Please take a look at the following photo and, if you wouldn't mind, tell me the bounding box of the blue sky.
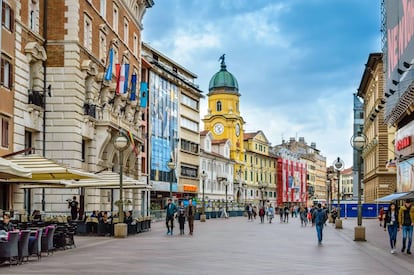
[142,0,381,167]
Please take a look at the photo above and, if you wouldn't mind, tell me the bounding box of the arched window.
[216,101,222,111]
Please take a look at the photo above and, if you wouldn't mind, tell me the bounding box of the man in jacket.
[185,199,196,235]
[164,198,177,235]
[312,203,328,244]
[398,199,414,254]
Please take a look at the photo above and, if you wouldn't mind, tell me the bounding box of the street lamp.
[167,159,176,199]
[333,157,344,229]
[223,180,229,213]
[113,130,130,237]
[200,170,207,222]
[351,134,367,241]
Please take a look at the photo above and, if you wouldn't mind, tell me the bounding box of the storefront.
[395,120,414,192]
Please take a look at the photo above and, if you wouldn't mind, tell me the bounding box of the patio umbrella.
[0,157,32,179]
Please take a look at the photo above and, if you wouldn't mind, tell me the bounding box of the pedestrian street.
[7,216,414,275]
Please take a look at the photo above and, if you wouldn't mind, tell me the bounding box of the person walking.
[279,205,284,223]
[177,201,186,235]
[164,198,177,235]
[331,207,338,226]
[185,199,196,235]
[312,203,328,244]
[384,202,399,254]
[267,204,274,223]
[259,206,265,224]
[299,205,308,227]
[398,199,414,254]
[379,206,385,227]
[68,196,79,221]
[246,204,253,221]
[283,205,289,223]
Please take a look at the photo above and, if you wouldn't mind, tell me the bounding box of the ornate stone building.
[9,0,154,216]
[357,52,396,203]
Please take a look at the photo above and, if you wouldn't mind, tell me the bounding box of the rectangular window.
[81,140,86,162]
[1,117,9,148]
[100,0,106,17]
[123,18,129,45]
[133,33,138,56]
[1,57,13,89]
[181,94,198,110]
[24,131,32,154]
[84,14,92,51]
[2,2,14,32]
[99,32,106,63]
[113,5,118,33]
[181,117,199,132]
[181,165,197,178]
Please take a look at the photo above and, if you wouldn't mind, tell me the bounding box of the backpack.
[314,209,327,225]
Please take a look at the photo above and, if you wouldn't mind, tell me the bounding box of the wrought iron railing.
[28,89,44,108]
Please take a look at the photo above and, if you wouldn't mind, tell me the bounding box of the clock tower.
[203,55,245,164]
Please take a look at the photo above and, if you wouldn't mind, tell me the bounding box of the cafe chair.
[28,228,43,261]
[41,226,56,256]
[18,230,30,264]
[0,231,19,266]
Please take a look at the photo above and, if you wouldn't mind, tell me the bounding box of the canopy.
[375,192,409,202]
[0,157,32,179]
[66,170,149,189]
[6,154,98,181]
[397,191,414,201]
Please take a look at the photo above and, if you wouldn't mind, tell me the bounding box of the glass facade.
[149,72,179,189]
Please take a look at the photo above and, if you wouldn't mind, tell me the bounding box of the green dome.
[208,56,239,92]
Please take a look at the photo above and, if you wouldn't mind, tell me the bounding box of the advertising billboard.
[384,0,414,124]
[149,72,179,189]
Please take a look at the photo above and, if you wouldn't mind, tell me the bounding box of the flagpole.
[98,39,116,103]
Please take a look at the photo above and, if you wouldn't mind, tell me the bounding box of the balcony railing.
[28,89,44,108]
[84,103,96,119]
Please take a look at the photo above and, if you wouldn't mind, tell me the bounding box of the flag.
[130,74,137,101]
[123,64,130,94]
[115,64,121,94]
[116,63,129,94]
[104,48,114,81]
[140,82,148,108]
[128,131,139,156]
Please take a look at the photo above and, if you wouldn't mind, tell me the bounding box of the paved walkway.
[2,216,414,275]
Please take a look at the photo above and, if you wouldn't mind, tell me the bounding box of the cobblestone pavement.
[2,216,414,275]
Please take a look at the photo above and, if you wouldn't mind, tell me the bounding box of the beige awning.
[0,157,32,179]
[66,170,149,189]
[6,154,98,181]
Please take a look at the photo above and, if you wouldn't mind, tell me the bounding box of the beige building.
[10,0,154,217]
[357,53,396,203]
[243,131,277,206]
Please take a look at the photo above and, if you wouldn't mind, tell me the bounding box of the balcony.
[84,103,96,119]
[28,89,44,108]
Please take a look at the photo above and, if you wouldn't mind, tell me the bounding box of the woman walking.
[177,201,186,235]
[384,202,399,254]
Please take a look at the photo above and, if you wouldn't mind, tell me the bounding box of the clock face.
[214,123,224,135]
[235,123,240,136]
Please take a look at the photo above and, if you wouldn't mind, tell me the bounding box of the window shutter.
[8,62,13,89]
[0,58,4,86]
[10,7,14,32]
[1,2,5,26]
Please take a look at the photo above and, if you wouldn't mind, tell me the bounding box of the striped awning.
[6,154,98,181]
[0,157,32,179]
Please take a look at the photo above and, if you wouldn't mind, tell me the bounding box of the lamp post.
[200,170,207,222]
[333,157,344,229]
[259,182,267,207]
[351,134,367,241]
[167,159,176,199]
[242,182,247,206]
[223,180,229,213]
[113,130,130,238]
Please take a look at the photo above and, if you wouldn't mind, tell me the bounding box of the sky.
[142,0,382,168]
